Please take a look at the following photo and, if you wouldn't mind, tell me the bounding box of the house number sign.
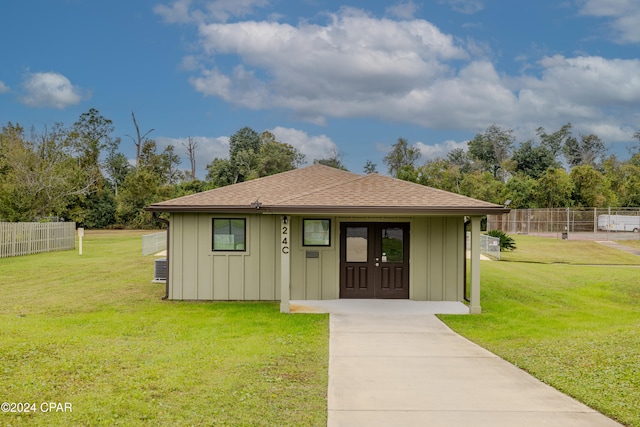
[281,222,289,254]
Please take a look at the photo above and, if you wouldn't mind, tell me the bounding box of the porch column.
[469,216,482,314]
[280,215,290,313]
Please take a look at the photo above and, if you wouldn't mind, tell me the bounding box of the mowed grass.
[442,236,640,427]
[499,234,640,264]
[0,231,328,427]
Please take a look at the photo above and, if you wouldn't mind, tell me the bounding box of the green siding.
[168,213,464,302]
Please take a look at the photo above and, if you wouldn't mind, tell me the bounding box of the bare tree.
[182,136,198,180]
[125,111,154,169]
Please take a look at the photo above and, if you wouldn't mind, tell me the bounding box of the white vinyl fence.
[0,222,76,258]
[142,231,167,256]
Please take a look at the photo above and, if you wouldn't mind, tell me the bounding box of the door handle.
[375,262,380,267]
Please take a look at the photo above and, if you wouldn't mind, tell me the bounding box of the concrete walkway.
[295,301,624,427]
[596,240,640,256]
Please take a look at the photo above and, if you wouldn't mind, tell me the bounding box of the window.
[303,219,331,246]
[212,218,246,251]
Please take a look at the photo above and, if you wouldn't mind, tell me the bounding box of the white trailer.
[597,214,640,233]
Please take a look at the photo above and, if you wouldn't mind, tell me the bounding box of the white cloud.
[163,5,640,147]
[578,0,640,43]
[190,8,468,123]
[416,139,468,161]
[386,1,420,19]
[20,72,86,109]
[154,0,195,23]
[270,127,337,163]
[0,81,9,93]
[154,0,269,23]
[439,0,484,15]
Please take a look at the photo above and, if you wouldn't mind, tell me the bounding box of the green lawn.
[499,234,640,264]
[0,231,328,426]
[442,235,640,427]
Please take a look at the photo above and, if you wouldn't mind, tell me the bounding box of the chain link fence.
[466,232,501,260]
[488,207,640,240]
[142,231,167,256]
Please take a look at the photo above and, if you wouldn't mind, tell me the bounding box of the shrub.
[487,229,517,251]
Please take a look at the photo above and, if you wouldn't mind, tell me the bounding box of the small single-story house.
[145,165,510,313]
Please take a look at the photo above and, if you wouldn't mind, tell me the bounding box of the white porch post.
[470,216,482,314]
[280,215,291,313]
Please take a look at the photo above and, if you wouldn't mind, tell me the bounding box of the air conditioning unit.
[153,258,167,282]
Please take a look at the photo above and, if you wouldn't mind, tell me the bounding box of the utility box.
[153,258,167,282]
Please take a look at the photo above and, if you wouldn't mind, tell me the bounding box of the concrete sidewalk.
[327,312,623,427]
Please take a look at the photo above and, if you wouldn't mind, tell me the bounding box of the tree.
[254,133,304,178]
[126,111,154,169]
[534,168,574,208]
[363,160,377,174]
[459,171,504,204]
[160,145,184,185]
[511,140,557,179]
[416,159,462,193]
[536,123,574,161]
[0,123,93,220]
[206,158,235,187]
[604,156,640,206]
[229,127,261,162]
[182,136,198,180]
[104,151,131,197]
[570,164,616,207]
[314,148,348,170]
[632,130,640,155]
[69,108,118,170]
[205,128,305,186]
[501,173,538,208]
[383,138,421,178]
[446,148,472,173]
[467,124,515,181]
[563,133,606,169]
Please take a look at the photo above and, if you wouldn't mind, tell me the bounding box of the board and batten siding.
[168,213,464,302]
[410,216,464,301]
[289,216,339,300]
[169,213,279,301]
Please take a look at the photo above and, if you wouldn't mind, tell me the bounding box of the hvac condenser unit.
[153,258,167,282]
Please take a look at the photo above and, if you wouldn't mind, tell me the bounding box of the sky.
[1,0,640,178]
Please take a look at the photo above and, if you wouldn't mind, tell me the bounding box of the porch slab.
[289,299,469,315]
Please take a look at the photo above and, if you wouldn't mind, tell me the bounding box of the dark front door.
[340,223,410,299]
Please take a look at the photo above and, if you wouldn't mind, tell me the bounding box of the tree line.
[2,110,639,229]
[0,109,317,228]
[381,123,640,209]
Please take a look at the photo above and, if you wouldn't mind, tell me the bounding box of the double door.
[340,223,409,299]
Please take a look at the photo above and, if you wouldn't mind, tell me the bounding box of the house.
[145,165,510,313]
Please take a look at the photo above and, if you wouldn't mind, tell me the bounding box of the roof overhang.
[145,204,511,216]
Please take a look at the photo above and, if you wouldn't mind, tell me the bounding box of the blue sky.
[1,0,640,178]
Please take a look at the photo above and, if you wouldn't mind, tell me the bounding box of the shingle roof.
[146,164,510,215]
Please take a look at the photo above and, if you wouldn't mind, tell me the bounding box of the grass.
[498,234,640,264]
[442,235,640,427]
[0,231,328,426]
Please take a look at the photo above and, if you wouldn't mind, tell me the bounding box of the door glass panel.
[346,227,368,262]
[381,227,403,262]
